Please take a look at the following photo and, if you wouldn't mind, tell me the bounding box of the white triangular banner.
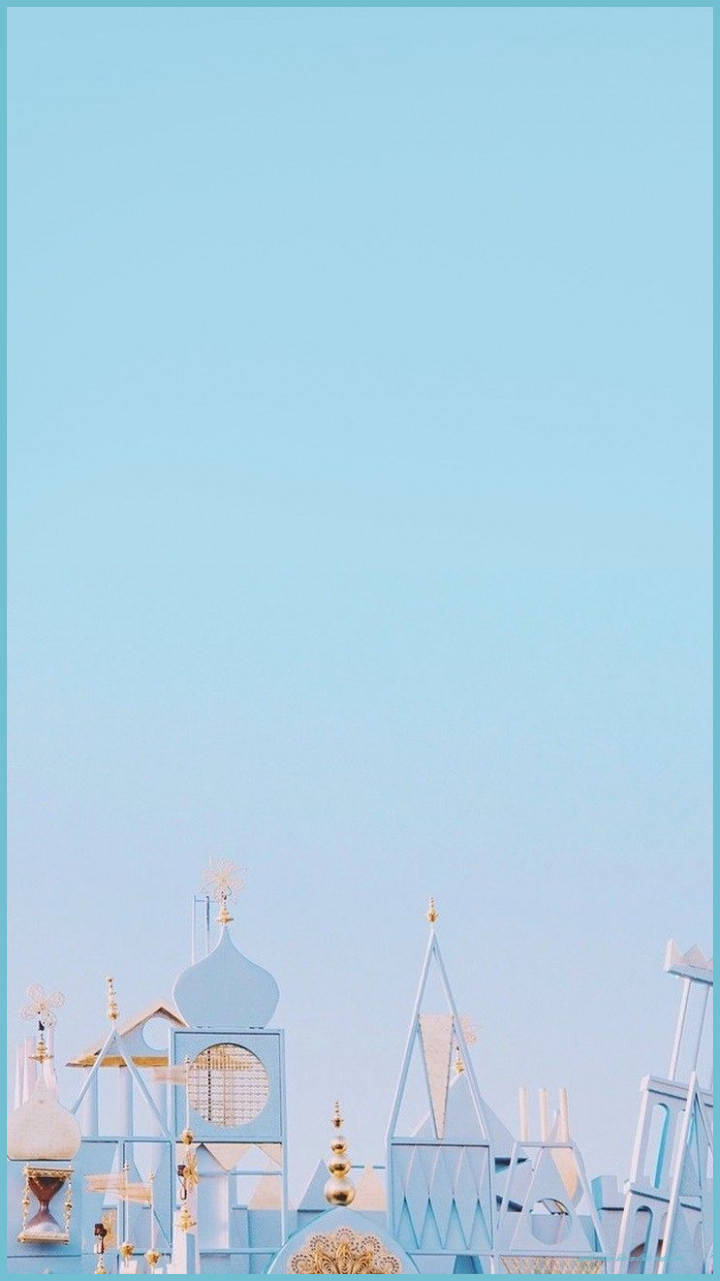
[257,1143,282,1166]
[419,1014,453,1139]
[204,1142,250,1171]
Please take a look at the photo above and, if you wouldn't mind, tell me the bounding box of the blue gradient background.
[7,6,712,1196]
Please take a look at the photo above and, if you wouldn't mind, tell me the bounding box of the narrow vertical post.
[538,1088,549,1141]
[690,985,710,1075]
[518,1086,529,1141]
[559,1087,570,1141]
[656,1072,697,1274]
[668,978,691,1079]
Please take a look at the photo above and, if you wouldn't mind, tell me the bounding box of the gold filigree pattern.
[289,1226,401,1274]
[203,860,246,923]
[501,1258,604,1275]
[20,985,65,1028]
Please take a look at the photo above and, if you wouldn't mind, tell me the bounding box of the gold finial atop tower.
[106,977,118,1022]
[20,983,64,1062]
[324,1101,355,1206]
[454,1045,465,1075]
[427,896,438,924]
[203,859,246,925]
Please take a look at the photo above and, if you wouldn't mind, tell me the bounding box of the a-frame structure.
[69,980,177,1272]
[495,1088,606,1274]
[386,901,497,1274]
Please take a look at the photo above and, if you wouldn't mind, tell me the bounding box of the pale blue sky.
[7,6,712,1196]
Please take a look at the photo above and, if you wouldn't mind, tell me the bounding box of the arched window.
[646,1103,670,1188]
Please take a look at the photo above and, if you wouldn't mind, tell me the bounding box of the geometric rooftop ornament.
[287,1224,402,1274]
[664,939,713,983]
[172,924,279,1030]
[202,859,246,926]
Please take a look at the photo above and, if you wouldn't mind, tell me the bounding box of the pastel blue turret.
[173,925,279,1029]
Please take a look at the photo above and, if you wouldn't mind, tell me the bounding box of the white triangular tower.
[386,899,496,1274]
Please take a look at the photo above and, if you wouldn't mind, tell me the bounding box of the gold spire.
[427,896,438,924]
[454,1045,465,1074]
[324,1101,355,1206]
[106,977,118,1022]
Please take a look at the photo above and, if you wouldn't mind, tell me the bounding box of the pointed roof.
[387,903,496,1147]
[412,1070,518,1161]
[69,1015,173,1141]
[66,1000,186,1067]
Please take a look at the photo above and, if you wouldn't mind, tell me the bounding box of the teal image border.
[0,1,715,1274]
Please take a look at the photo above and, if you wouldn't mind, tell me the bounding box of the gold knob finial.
[454,1045,465,1075]
[106,977,118,1022]
[427,897,438,924]
[324,1101,355,1206]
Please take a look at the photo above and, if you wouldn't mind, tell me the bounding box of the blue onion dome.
[173,862,279,1029]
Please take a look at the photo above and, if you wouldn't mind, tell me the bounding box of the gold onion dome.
[323,1102,355,1206]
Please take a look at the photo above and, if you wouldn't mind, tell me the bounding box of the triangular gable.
[387,930,492,1145]
[298,1157,332,1212]
[67,1000,186,1067]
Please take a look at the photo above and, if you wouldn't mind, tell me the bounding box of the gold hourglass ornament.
[18,1166,73,1243]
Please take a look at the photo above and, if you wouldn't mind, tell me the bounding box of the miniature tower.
[6,986,82,1271]
[169,862,289,1274]
[495,1086,606,1273]
[613,941,713,1275]
[386,900,497,1274]
[69,976,177,1273]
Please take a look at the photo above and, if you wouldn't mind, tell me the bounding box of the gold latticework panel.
[188,1043,269,1127]
[501,1258,605,1275]
[289,1226,402,1274]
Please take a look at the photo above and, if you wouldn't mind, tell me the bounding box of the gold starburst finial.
[106,977,118,1022]
[203,859,246,925]
[427,897,438,924]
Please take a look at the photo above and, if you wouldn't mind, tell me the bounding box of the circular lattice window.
[188,1043,270,1127]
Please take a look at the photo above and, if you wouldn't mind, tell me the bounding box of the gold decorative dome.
[323,1102,355,1207]
[7,1080,82,1161]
